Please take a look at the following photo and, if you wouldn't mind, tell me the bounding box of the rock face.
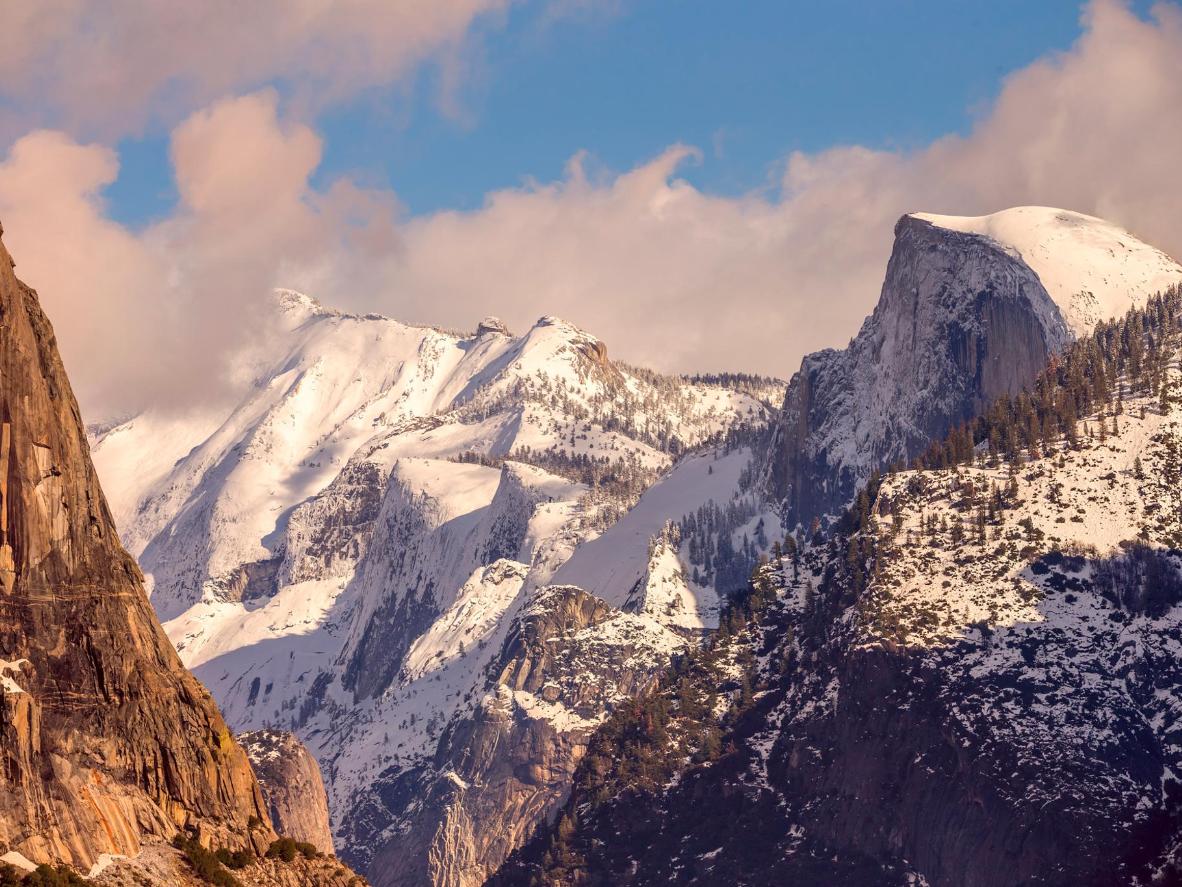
[360,584,683,887]
[766,213,1070,527]
[765,209,1182,529]
[239,730,335,854]
[0,223,273,870]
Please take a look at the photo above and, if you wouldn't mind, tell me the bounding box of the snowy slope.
[554,447,778,629]
[912,207,1182,337]
[89,292,781,883]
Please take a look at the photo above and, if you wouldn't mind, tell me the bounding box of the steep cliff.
[239,730,335,854]
[766,208,1182,528]
[0,223,274,870]
[358,584,683,887]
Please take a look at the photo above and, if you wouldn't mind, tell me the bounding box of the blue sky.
[104,0,1105,227]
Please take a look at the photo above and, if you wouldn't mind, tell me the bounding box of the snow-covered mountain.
[766,207,1182,529]
[89,204,1182,886]
[91,297,780,885]
[496,282,1182,887]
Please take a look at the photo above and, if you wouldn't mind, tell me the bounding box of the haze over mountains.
[75,205,1182,885]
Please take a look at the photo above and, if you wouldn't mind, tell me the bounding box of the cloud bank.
[0,0,524,136]
[1,0,1182,420]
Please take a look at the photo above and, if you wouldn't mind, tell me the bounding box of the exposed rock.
[766,213,1072,528]
[476,317,511,337]
[0,222,273,870]
[361,585,684,887]
[92,841,365,886]
[239,730,335,854]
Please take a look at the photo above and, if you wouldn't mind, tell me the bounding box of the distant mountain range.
[90,295,780,884]
[3,202,1180,886]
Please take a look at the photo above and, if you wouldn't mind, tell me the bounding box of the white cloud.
[1,0,1181,421]
[0,0,529,136]
[0,91,399,414]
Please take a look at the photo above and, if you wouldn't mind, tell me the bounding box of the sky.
[103,1,1090,224]
[0,0,1179,419]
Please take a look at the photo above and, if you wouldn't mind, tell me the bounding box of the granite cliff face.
[239,730,335,854]
[767,213,1071,527]
[766,208,1182,529]
[0,223,273,870]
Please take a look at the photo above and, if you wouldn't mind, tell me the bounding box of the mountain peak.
[909,206,1182,335]
[476,316,512,337]
[274,287,334,322]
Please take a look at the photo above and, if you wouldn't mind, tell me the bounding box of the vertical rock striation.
[0,222,272,869]
[239,730,335,854]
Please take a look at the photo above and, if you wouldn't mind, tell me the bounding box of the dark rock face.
[0,224,273,869]
[493,566,1179,887]
[239,730,335,854]
[359,586,678,887]
[766,215,1071,527]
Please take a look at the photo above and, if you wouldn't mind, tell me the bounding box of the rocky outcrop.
[766,214,1072,528]
[0,222,273,870]
[476,317,511,337]
[359,585,685,887]
[239,730,335,854]
[92,842,365,886]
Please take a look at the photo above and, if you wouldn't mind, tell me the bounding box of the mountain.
[90,297,781,884]
[0,221,272,870]
[84,203,1182,885]
[494,285,1182,885]
[239,730,335,854]
[766,207,1182,529]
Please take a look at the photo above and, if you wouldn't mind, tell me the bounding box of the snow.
[0,657,29,694]
[401,560,527,681]
[554,448,753,615]
[86,853,128,878]
[865,373,1182,648]
[88,289,778,858]
[912,207,1182,336]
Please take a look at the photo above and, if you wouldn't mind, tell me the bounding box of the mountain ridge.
[496,282,1182,886]
[764,207,1182,530]
[90,288,778,884]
